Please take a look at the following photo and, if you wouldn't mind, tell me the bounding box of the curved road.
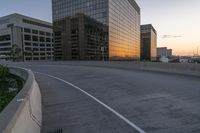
[8,62,200,133]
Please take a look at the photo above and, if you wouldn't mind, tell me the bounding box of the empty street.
[4,62,200,133]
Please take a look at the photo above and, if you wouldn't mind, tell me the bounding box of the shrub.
[0,65,9,80]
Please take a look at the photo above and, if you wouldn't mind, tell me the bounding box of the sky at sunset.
[136,0,200,56]
[0,0,200,56]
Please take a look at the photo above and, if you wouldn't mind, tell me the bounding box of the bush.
[0,65,9,80]
[0,69,24,112]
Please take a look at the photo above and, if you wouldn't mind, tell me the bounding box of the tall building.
[0,13,54,61]
[140,24,157,61]
[52,0,140,60]
[157,47,173,57]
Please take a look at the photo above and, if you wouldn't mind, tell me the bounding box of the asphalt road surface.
[5,62,200,133]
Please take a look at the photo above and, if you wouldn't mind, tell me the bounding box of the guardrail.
[0,67,41,133]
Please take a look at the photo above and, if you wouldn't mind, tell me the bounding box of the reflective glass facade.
[52,0,108,25]
[53,14,108,60]
[141,24,157,61]
[151,30,157,60]
[52,0,140,60]
[109,0,140,60]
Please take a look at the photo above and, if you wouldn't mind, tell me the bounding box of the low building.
[189,57,200,63]
[157,47,172,58]
[140,24,157,61]
[0,13,54,61]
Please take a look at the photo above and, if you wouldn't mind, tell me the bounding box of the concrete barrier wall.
[0,67,42,133]
[140,62,200,76]
[53,61,200,77]
[2,61,199,77]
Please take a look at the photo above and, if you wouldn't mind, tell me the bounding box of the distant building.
[140,24,157,61]
[167,49,172,57]
[157,47,172,58]
[189,57,200,63]
[52,0,141,60]
[159,56,169,63]
[0,13,54,61]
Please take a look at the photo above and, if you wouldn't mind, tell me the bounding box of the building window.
[32,36,38,42]
[25,57,32,60]
[25,42,31,46]
[32,29,38,34]
[34,53,39,56]
[24,28,31,33]
[33,43,38,46]
[33,57,39,60]
[25,47,32,51]
[39,31,45,35]
[33,48,39,51]
[0,47,11,51]
[40,37,45,42]
[40,44,45,47]
[40,53,45,56]
[46,32,51,36]
[46,48,51,51]
[40,48,45,51]
[24,35,31,41]
[0,42,11,46]
[7,24,14,27]
[0,35,11,41]
[40,57,46,60]
[46,38,51,42]
[46,44,51,47]
[23,19,52,29]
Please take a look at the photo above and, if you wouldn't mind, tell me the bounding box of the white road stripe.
[35,71,146,133]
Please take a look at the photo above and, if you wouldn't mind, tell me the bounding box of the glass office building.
[52,0,140,60]
[141,24,157,61]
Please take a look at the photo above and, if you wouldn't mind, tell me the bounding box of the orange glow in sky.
[136,0,200,56]
[1,0,200,56]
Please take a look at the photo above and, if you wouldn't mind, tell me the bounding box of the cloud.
[162,35,182,39]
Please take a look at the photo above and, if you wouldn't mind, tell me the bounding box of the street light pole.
[101,46,104,61]
[193,49,196,57]
[197,45,200,57]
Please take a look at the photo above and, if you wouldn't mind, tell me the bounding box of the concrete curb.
[0,67,42,133]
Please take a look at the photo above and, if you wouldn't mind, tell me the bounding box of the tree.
[10,45,21,62]
[0,65,9,81]
[24,49,35,61]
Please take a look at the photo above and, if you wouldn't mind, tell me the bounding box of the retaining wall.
[0,67,42,133]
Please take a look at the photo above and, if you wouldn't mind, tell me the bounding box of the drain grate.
[48,128,63,133]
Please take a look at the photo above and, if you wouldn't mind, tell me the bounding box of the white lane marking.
[35,71,146,133]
